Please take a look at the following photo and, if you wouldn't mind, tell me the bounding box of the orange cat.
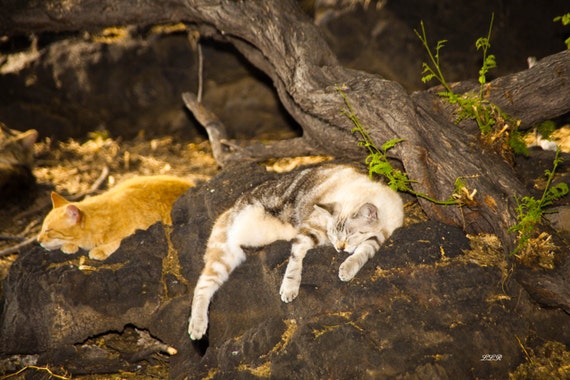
[37,175,193,260]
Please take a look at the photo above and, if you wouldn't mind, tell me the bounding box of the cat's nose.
[335,242,346,252]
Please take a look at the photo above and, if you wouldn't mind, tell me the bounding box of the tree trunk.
[2,0,570,251]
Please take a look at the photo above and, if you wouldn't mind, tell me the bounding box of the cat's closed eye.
[40,229,62,239]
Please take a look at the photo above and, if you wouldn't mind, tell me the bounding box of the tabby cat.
[38,175,193,260]
[188,163,404,340]
[0,122,38,198]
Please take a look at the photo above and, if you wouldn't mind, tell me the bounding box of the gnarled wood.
[181,91,318,167]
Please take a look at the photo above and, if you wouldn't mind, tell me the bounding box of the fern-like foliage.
[510,149,568,255]
[415,14,528,157]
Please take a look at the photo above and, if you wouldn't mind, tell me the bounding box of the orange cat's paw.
[89,241,120,261]
[88,248,111,261]
[61,244,79,254]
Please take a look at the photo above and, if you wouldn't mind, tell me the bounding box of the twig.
[515,335,534,364]
[0,235,25,241]
[182,92,231,167]
[0,236,38,257]
[182,90,318,165]
[0,365,71,379]
[197,41,204,102]
[68,165,109,201]
[20,217,41,236]
[186,29,204,102]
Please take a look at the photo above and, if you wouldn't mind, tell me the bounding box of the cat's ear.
[65,205,82,224]
[314,203,335,216]
[354,203,378,221]
[50,192,70,208]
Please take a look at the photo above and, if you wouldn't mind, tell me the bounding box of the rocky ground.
[0,140,569,379]
[1,1,570,378]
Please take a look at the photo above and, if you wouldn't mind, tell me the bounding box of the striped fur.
[188,164,404,340]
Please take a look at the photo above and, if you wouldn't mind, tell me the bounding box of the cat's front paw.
[89,242,120,261]
[188,314,208,340]
[338,259,360,282]
[61,244,79,254]
[279,281,299,303]
[89,248,110,261]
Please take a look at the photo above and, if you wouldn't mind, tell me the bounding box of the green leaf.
[485,54,497,69]
[554,13,570,25]
[381,138,405,152]
[436,39,448,49]
[475,37,490,50]
[421,74,436,83]
[547,183,569,200]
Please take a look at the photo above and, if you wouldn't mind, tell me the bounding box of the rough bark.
[2,0,570,249]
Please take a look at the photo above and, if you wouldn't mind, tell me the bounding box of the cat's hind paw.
[188,315,208,340]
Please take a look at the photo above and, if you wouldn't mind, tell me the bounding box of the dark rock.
[0,32,297,143]
[0,222,168,354]
[2,163,570,378]
[516,253,570,314]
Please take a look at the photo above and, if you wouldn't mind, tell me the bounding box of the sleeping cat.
[188,163,404,340]
[38,175,193,260]
[0,122,38,199]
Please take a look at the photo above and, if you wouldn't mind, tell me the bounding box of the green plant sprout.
[337,87,464,206]
[414,15,528,156]
[415,22,453,95]
[475,13,497,95]
[509,148,568,256]
[553,13,570,49]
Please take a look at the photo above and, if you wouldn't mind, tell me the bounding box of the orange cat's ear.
[65,205,82,224]
[50,192,70,208]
